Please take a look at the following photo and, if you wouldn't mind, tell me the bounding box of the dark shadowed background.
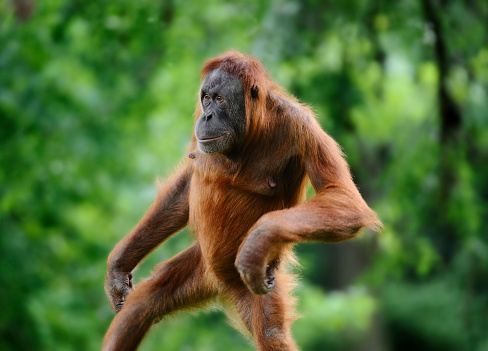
[1,0,487,350]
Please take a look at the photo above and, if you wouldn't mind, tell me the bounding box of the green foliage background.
[1,0,487,350]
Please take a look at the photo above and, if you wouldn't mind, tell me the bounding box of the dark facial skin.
[195,68,246,155]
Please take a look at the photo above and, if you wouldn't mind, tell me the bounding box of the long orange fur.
[103,51,381,351]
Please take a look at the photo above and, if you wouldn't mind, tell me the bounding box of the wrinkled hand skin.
[237,262,277,295]
[105,270,133,312]
[235,225,279,295]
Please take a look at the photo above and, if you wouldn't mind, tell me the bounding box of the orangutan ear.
[250,84,259,100]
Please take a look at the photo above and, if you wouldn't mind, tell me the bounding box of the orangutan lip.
[197,135,226,143]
